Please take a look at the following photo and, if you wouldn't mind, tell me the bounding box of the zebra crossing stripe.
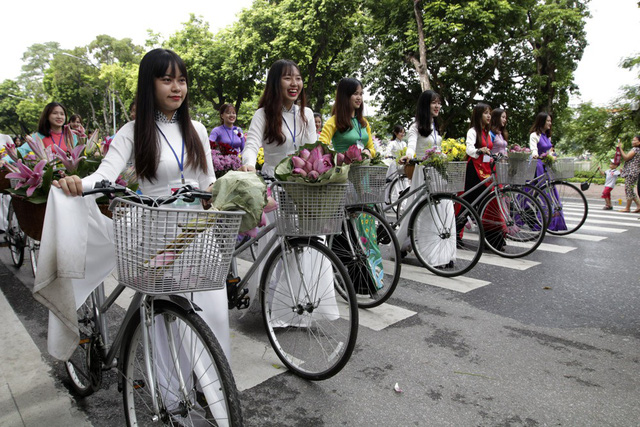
[388,260,491,292]
[549,233,607,242]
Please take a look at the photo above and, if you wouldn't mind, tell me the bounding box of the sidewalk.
[578,182,629,208]
[0,262,91,427]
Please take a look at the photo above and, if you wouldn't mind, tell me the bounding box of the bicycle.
[527,157,588,235]
[4,199,26,267]
[384,164,410,215]
[226,180,359,381]
[458,154,548,258]
[65,181,244,426]
[327,165,401,308]
[380,159,485,277]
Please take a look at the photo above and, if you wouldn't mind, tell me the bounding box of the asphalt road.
[1,193,639,426]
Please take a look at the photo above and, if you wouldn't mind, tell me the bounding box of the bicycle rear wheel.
[387,175,409,216]
[6,203,24,267]
[541,181,588,235]
[329,206,401,308]
[480,188,546,258]
[410,193,484,277]
[121,299,242,426]
[519,184,551,225]
[260,237,358,380]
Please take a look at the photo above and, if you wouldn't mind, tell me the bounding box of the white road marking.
[549,233,607,242]
[388,260,491,292]
[229,330,284,391]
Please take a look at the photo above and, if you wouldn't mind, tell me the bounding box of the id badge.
[356,140,364,149]
[482,155,491,163]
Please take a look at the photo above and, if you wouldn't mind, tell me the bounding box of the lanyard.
[283,105,297,149]
[50,132,63,148]
[156,125,185,184]
[352,117,363,140]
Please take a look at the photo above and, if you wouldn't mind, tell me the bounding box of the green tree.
[0,80,31,135]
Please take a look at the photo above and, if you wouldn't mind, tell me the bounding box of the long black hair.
[37,102,68,137]
[258,59,308,146]
[490,108,508,142]
[529,112,552,138]
[470,103,491,149]
[133,48,207,182]
[414,90,441,138]
[332,77,366,133]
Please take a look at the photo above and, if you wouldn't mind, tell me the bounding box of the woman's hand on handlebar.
[239,164,255,172]
[52,175,83,197]
[398,155,409,164]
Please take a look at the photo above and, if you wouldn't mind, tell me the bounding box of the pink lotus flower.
[299,149,310,161]
[344,145,362,164]
[292,167,308,177]
[6,160,46,197]
[336,153,345,166]
[313,157,332,175]
[307,170,320,181]
[308,146,324,164]
[53,144,86,173]
[291,156,306,169]
[303,160,313,173]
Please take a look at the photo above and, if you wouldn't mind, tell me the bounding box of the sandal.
[619,209,630,212]
[633,208,640,213]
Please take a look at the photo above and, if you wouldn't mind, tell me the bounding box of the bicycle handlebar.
[83,180,212,207]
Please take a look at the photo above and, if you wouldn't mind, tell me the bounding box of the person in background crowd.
[68,114,84,131]
[35,102,76,152]
[617,135,640,212]
[319,77,375,156]
[387,124,406,158]
[314,113,322,140]
[489,108,508,155]
[528,112,567,231]
[209,103,246,151]
[597,159,620,210]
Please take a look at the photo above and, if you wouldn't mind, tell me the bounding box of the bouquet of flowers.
[211,141,242,178]
[256,147,264,170]
[420,146,448,176]
[394,146,407,164]
[540,151,555,167]
[2,128,137,204]
[441,138,467,161]
[508,144,532,161]
[275,141,349,184]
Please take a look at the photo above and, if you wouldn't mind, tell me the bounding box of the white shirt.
[0,134,12,149]
[242,106,317,176]
[465,128,482,159]
[529,132,541,157]
[387,139,407,158]
[406,122,441,159]
[604,169,620,188]
[82,119,215,196]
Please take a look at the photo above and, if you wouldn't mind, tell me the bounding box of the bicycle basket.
[271,182,347,236]
[425,161,466,193]
[111,198,244,295]
[551,158,575,180]
[345,165,388,205]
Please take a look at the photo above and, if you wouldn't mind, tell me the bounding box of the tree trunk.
[411,0,431,91]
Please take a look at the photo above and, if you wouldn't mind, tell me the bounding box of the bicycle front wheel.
[330,206,401,308]
[480,188,546,258]
[6,203,24,267]
[121,299,242,427]
[410,194,484,277]
[28,237,39,277]
[541,181,588,235]
[260,237,358,380]
[65,291,101,397]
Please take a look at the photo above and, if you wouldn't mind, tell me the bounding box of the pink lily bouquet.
[274,142,349,184]
[2,127,137,204]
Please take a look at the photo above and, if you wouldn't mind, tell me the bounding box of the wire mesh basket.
[495,158,536,186]
[425,161,467,193]
[345,165,388,205]
[551,158,575,180]
[271,182,347,236]
[111,198,244,295]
